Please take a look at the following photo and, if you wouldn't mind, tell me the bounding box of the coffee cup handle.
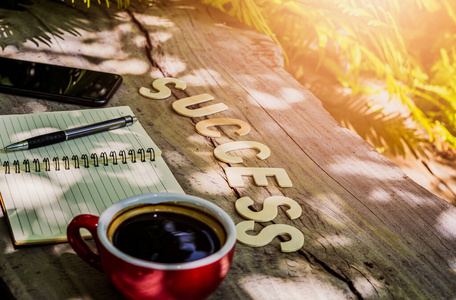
[67,214,103,272]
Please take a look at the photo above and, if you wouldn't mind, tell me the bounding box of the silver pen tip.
[3,141,29,152]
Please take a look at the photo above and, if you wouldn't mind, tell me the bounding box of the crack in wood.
[300,249,364,300]
[127,9,164,74]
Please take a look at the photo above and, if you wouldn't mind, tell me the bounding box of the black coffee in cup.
[107,203,226,264]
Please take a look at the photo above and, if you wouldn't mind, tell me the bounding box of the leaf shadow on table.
[0,0,133,51]
[0,0,85,49]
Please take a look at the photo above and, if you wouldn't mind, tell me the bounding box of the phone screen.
[0,57,122,106]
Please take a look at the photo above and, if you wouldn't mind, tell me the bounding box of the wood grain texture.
[0,0,455,299]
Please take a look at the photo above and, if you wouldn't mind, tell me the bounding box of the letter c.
[195,118,251,138]
[214,141,270,163]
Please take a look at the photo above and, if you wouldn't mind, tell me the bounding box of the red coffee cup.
[67,193,236,300]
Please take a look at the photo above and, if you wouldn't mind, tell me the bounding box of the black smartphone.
[0,57,122,106]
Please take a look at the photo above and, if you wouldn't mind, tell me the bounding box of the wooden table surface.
[1,0,456,299]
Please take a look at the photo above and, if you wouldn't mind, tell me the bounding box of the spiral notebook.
[0,106,184,245]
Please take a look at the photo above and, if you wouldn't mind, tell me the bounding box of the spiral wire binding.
[23,159,30,173]
[33,159,40,172]
[72,155,80,169]
[1,148,156,174]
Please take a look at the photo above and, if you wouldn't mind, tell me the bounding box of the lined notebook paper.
[0,106,184,245]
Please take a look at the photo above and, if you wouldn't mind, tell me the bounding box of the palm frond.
[203,0,456,157]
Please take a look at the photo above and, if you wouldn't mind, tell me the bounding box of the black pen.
[3,115,137,151]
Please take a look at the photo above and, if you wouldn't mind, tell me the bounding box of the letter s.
[235,196,302,222]
[236,221,304,252]
[139,78,186,99]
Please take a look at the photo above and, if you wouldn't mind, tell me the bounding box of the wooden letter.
[235,196,302,222]
[236,220,304,252]
[214,141,270,164]
[225,167,292,187]
[172,94,229,117]
[195,118,251,138]
[139,78,186,99]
